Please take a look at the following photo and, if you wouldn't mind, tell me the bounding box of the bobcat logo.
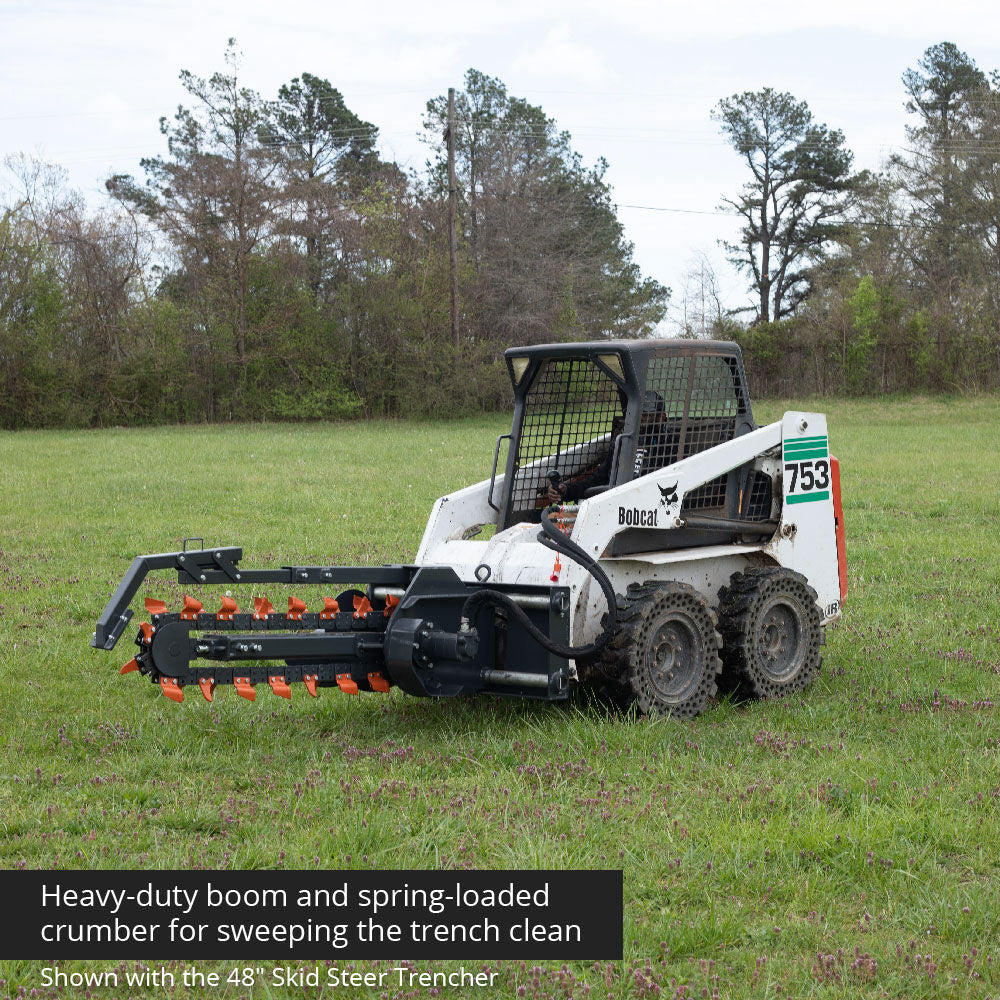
[658,482,678,508]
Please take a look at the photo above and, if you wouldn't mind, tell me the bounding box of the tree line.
[693,41,1000,396]
[0,44,667,428]
[2,40,998,430]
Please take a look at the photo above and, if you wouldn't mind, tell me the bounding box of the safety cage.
[491,341,759,532]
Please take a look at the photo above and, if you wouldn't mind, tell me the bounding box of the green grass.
[2,397,1000,998]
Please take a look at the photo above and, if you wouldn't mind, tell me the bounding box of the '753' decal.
[782,435,831,505]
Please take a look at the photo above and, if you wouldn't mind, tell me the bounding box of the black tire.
[580,581,723,718]
[717,567,822,699]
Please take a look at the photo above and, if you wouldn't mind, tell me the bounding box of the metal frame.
[92,547,413,650]
[495,341,756,530]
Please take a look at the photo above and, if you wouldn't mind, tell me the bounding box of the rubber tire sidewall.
[718,568,822,699]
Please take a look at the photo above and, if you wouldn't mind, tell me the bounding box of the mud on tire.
[579,580,723,718]
[717,567,823,699]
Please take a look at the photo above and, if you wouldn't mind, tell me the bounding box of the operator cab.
[490,340,769,548]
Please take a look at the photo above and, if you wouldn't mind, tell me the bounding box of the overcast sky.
[4,0,1000,327]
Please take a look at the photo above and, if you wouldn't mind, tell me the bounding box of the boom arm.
[571,420,784,557]
[92,545,411,650]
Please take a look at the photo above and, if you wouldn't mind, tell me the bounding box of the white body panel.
[415,411,843,662]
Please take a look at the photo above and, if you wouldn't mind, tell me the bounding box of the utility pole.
[700,259,706,337]
[447,86,459,348]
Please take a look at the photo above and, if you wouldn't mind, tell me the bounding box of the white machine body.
[417,411,845,660]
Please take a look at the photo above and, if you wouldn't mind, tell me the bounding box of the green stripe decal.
[787,490,830,504]
[783,447,828,460]
[786,435,827,445]
[784,437,828,450]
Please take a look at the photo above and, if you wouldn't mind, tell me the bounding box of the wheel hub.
[646,616,702,701]
[755,600,802,681]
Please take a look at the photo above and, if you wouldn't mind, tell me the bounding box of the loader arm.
[571,419,784,559]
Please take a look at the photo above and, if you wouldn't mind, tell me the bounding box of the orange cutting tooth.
[139,622,154,644]
[303,674,319,697]
[144,597,167,616]
[319,597,340,620]
[353,595,373,619]
[120,657,139,675]
[383,594,400,617]
[336,673,359,695]
[287,596,306,622]
[198,677,216,702]
[180,594,203,620]
[253,596,274,620]
[268,675,292,698]
[367,672,390,694]
[159,677,183,703]
[216,595,238,621]
[234,676,256,701]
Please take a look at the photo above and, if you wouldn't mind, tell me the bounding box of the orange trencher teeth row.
[120,594,397,702]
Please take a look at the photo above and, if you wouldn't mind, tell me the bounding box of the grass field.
[2,397,1000,999]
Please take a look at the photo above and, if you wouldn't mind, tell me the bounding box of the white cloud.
[511,25,617,86]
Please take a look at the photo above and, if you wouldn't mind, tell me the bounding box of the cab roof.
[504,339,742,361]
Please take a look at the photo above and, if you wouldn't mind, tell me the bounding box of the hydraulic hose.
[458,507,617,659]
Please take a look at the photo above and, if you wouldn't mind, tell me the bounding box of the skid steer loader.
[92,340,847,717]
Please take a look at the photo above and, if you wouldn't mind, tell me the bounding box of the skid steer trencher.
[93,339,847,717]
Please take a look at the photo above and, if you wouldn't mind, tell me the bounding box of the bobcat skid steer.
[92,340,847,718]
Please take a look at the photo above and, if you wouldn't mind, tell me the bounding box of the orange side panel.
[144,597,167,615]
[353,595,373,619]
[831,456,848,604]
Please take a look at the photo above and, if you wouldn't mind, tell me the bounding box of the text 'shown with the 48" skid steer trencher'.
[93,340,847,717]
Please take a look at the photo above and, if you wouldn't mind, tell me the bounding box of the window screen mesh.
[509,359,623,521]
[642,353,746,512]
[742,470,774,521]
[636,356,688,475]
